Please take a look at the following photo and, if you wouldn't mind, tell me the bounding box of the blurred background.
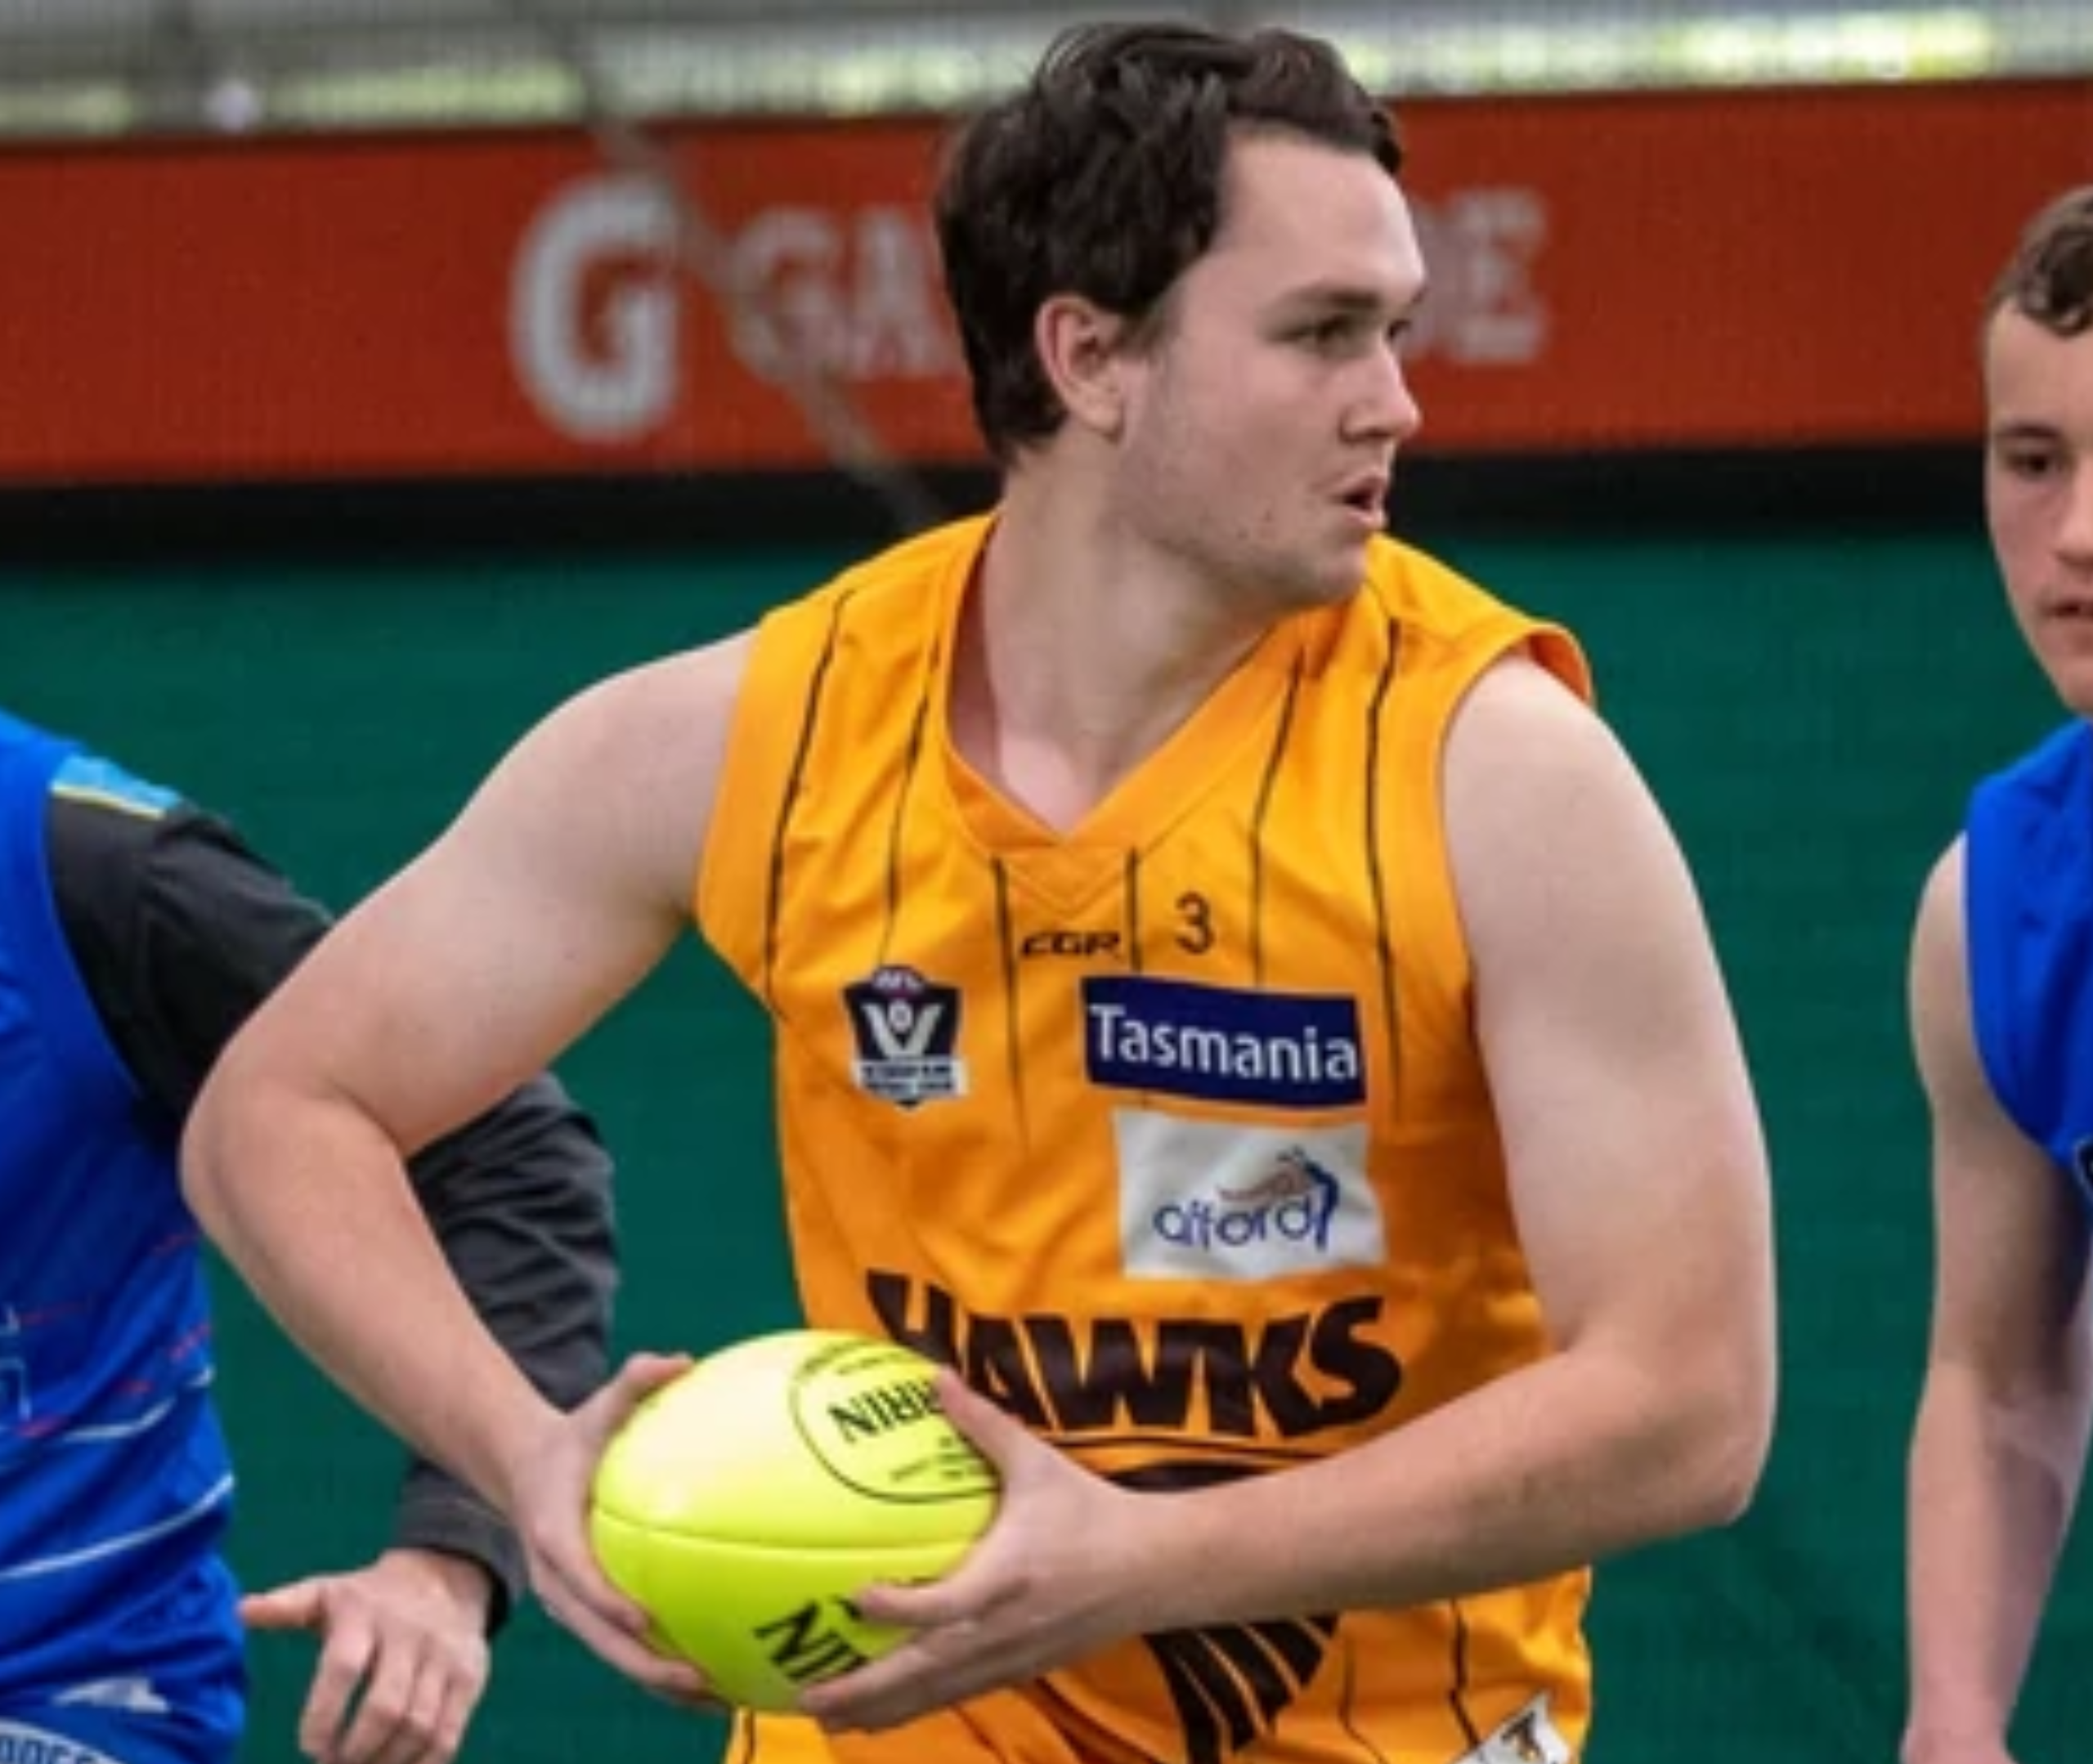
[3,2,2090,1760]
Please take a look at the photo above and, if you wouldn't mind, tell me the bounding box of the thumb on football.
[931,1368,1031,1475]
[582,1351,695,1444]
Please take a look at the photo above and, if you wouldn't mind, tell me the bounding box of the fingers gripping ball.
[589,1329,999,1710]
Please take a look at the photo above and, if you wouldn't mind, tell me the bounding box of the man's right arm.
[182,634,749,1692]
[1903,841,2093,1764]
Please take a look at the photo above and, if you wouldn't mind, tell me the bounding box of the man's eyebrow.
[1275,280,1430,316]
[1989,419,2064,444]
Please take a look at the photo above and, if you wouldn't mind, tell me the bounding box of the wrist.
[1122,1480,1245,1633]
[1903,1704,2012,1764]
[477,1392,567,1520]
[381,1545,497,1627]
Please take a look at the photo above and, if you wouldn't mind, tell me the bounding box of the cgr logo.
[843,965,967,1109]
[1020,929,1121,960]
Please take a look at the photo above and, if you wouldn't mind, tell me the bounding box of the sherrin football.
[588,1328,999,1710]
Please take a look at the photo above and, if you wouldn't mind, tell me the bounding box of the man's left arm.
[1164,656,1778,1607]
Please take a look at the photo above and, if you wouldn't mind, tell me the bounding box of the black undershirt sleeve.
[46,792,618,1632]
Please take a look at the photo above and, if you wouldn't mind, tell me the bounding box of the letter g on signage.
[512,173,679,441]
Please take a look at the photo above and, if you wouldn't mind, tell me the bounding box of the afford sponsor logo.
[1113,1114,1384,1281]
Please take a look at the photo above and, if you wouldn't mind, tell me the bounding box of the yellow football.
[588,1328,998,1710]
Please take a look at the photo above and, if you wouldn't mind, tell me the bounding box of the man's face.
[1986,307,2093,714]
[1110,130,1427,611]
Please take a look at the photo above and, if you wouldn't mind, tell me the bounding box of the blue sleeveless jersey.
[1965,718,2093,1220]
[0,710,241,1731]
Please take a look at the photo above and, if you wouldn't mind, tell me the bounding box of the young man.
[183,21,1776,1763]
[0,708,616,1764]
[1903,186,2093,1764]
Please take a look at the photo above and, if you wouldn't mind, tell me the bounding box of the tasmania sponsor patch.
[1082,976,1366,1108]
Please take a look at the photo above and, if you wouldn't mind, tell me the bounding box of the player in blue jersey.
[1903,186,2093,1764]
[0,708,616,1764]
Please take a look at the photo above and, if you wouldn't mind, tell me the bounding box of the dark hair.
[1988,185,2093,338]
[934,22,1403,463]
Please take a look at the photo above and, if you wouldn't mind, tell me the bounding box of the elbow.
[181,1039,307,1241]
[1596,1305,1776,1539]
[1686,1413,1770,1531]
[1671,1341,1777,1532]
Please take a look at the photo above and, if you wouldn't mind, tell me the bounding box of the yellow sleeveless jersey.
[697,515,1596,1764]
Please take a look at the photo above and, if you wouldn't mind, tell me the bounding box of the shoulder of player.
[1907,835,1988,1109]
[1987,716,2091,793]
[46,776,169,848]
[534,634,754,776]
[1437,658,1689,969]
[1907,837,1967,1009]
[1913,836,1966,949]
[760,515,987,664]
[44,763,219,900]
[1442,653,1609,786]
[46,747,184,828]
[455,636,757,912]
[816,513,993,603]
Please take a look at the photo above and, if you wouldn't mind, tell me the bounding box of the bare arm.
[1138,656,1776,1618]
[182,635,749,1523]
[1903,843,2091,1764]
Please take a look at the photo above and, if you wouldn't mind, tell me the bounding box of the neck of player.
[952,482,1278,832]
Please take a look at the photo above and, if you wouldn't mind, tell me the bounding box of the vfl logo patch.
[1115,1113,1383,1281]
[1083,977,1365,1108]
[844,965,967,1108]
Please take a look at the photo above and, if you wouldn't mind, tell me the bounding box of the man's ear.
[1033,294,1135,439]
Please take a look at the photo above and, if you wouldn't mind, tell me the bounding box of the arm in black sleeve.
[381,1074,617,1630]
[46,792,618,1632]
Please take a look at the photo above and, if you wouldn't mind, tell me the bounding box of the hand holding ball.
[589,1330,998,1709]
